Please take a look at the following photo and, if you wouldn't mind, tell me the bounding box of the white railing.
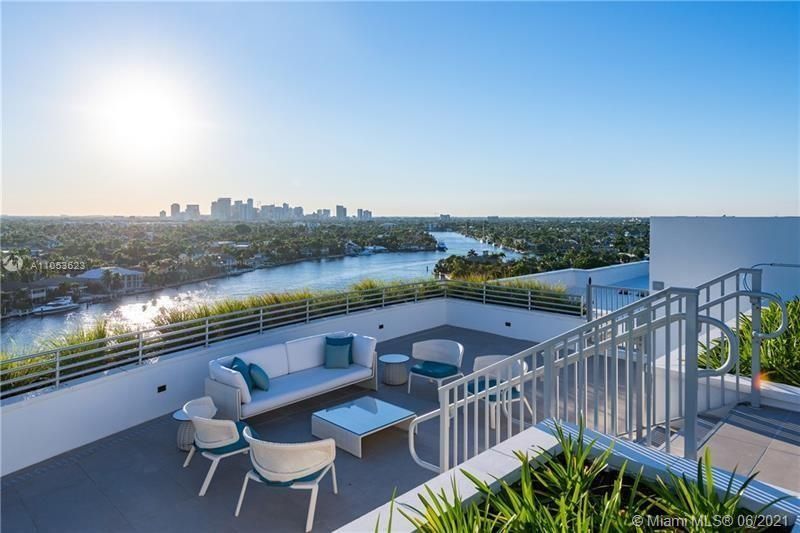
[586,283,650,320]
[410,267,788,473]
[0,280,582,399]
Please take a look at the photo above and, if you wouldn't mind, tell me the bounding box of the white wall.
[445,300,585,342]
[500,261,649,295]
[0,300,448,476]
[650,217,800,298]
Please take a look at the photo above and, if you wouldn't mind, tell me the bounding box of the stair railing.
[409,267,788,473]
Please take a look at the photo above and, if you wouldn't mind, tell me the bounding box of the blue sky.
[2,2,798,217]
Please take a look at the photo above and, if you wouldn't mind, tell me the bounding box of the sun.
[84,69,203,162]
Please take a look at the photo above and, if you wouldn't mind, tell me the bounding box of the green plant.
[377,421,788,533]
[699,298,800,386]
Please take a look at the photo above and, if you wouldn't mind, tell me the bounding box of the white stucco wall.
[500,261,649,295]
[650,217,800,298]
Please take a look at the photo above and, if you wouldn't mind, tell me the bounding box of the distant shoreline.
[0,249,440,321]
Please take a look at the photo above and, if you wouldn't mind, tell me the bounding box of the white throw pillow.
[351,334,377,368]
[209,360,252,404]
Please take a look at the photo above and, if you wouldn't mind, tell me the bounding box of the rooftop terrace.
[1,326,535,533]
[3,324,799,533]
[2,261,799,532]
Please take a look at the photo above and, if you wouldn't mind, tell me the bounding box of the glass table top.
[312,396,415,436]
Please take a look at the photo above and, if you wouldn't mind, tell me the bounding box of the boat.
[31,297,80,316]
[436,240,448,251]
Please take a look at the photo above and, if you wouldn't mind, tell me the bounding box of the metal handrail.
[409,268,790,473]
[0,279,581,398]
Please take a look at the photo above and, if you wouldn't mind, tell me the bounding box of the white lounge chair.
[235,428,337,532]
[468,355,534,429]
[408,339,465,393]
[182,396,252,496]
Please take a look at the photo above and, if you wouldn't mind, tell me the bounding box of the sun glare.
[84,70,203,163]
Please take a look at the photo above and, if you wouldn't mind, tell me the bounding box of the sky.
[1,2,798,217]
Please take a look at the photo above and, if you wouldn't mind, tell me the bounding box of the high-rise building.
[293,206,304,218]
[213,198,232,220]
[185,204,200,220]
[363,210,373,221]
[159,210,167,218]
[170,203,181,218]
[357,209,364,220]
[322,209,331,218]
[336,205,347,219]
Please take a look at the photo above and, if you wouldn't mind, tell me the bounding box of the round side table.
[173,409,195,452]
[379,354,410,386]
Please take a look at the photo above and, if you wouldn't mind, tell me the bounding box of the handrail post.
[585,282,593,321]
[438,386,450,473]
[137,332,144,365]
[259,308,264,333]
[346,294,350,314]
[482,283,486,304]
[683,289,700,461]
[749,270,762,408]
[305,300,310,323]
[204,318,210,347]
[528,289,532,310]
[381,288,385,308]
[55,349,61,387]
[543,347,555,419]
[414,286,418,303]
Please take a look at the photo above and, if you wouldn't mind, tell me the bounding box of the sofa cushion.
[236,344,289,378]
[285,331,346,373]
[351,334,377,369]
[209,360,252,404]
[241,365,371,418]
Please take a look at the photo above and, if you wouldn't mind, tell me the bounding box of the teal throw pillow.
[249,363,270,391]
[231,356,254,391]
[325,336,352,369]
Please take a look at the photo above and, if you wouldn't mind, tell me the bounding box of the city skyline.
[164,197,372,221]
[2,2,798,217]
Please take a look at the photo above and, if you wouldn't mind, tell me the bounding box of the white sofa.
[204,331,378,420]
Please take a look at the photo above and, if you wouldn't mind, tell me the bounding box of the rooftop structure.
[2,217,799,531]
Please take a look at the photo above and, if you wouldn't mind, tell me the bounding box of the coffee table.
[311,396,415,458]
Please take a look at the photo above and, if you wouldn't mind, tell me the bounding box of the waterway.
[1,232,520,352]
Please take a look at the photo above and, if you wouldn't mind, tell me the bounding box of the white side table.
[379,354,410,386]
[173,409,194,451]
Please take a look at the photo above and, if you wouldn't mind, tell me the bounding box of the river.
[1,232,520,352]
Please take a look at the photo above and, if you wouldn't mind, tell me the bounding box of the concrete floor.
[0,326,535,533]
[700,405,800,494]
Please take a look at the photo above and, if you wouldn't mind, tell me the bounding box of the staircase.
[409,267,789,473]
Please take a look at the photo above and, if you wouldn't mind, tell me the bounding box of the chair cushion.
[249,363,270,391]
[410,361,459,379]
[209,360,252,404]
[325,336,352,368]
[198,422,259,455]
[231,357,254,391]
[466,378,520,402]
[253,466,328,487]
[241,365,372,418]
